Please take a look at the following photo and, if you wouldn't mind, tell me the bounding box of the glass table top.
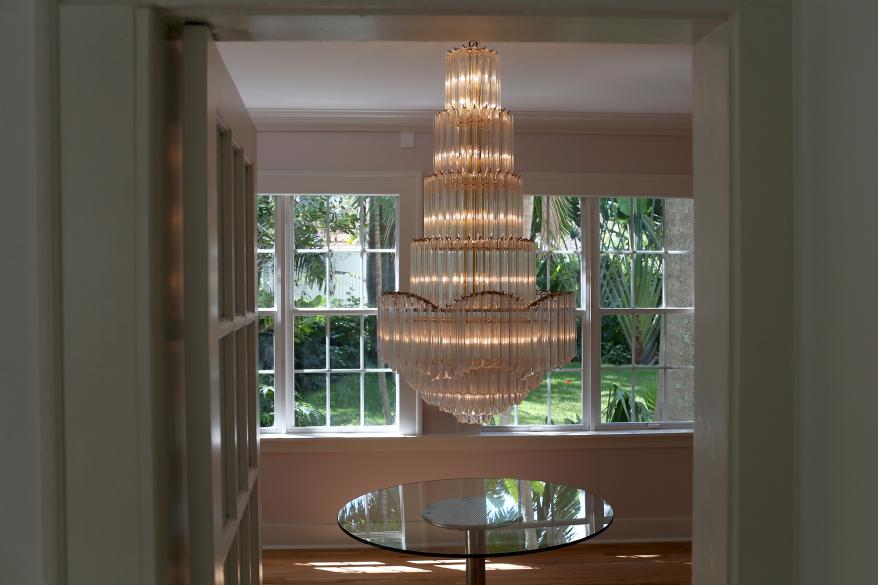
[337,477,614,558]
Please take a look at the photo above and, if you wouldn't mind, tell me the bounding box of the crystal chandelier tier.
[378,42,576,424]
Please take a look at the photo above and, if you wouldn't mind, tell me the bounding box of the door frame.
[48,3,794,585]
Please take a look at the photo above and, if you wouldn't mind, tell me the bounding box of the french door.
[182,24,261,585]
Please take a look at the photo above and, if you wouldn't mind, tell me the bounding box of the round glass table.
[337,477,614,585]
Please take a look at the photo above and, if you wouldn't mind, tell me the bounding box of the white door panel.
[182,24,260,585]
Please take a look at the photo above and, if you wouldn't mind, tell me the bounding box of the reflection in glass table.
[337,477,613,585]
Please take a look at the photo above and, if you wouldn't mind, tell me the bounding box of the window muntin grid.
[289,194,400,431]
[260,192,692,432]
[598,197,694,425]
[483,195,695,430]
[257,195,277,428]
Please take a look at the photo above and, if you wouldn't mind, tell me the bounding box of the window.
[484,196,584,426]
[257,193,401,432]
[258,183,693,434]
[257,195,278,427]
[484,195,695,430]
[597,198,694,425]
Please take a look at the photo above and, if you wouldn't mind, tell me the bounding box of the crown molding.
[250,108,692,137]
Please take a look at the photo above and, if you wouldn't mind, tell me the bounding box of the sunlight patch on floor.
[305,561,430,574]
[292,558,535,575]
[435,562,534,572]
[301,561,384,566]
[612,553,691,566]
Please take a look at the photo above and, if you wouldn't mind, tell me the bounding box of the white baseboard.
[262,522,370,550]
[590,517,692,543]
[261,517,692,549]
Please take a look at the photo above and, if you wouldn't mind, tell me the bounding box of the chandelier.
[378,42,576,424]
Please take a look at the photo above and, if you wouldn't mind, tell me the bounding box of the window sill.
[260,428,693,453]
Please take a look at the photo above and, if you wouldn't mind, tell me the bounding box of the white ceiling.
[217,41,692,114]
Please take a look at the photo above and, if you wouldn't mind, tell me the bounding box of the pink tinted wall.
[258,131,692,175]
[257,129,694,547]
[261,434,692,547]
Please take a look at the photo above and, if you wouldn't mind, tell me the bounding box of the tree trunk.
[367,199,393,423]
[378,373,393,424]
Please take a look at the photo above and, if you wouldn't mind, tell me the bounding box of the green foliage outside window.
[600,198,665,422]
[292,195,398,427]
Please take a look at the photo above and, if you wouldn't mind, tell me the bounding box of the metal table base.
[465,529,486,585]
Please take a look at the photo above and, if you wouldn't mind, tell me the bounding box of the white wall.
[797,1,878,583]
[259,131,693,175]
[0,1,58,583]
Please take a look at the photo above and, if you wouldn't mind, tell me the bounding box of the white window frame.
[482,172,695,433]
[257,172,422,436]
[257,171,692,436]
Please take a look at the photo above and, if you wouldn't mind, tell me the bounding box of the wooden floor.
[263,542,691,585]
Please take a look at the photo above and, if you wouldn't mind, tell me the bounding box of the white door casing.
[182,24,261,585]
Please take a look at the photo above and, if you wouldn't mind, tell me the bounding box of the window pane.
[483,406,515,426]
[635,313,662,366]
[547,196,581,251]
[329,251,362,307]
[365,252,395,308]
[634,254,663,308]
[329,373,360,426]
[666,312,694,367]
[664,198,694,252]
[517,376,548,425]
[258,315,274,371]
[256,195,275,250]
[601,315,632,365]
[365,196,397,250]
[328,195,361,250]
[294,373,326,426]
[664,368,694,421]
[365,372,396,425]
[634,198,664,251]
[257,252,275,309]
[550,370,582,425]
[563,196,582,250]
[281,193,402,433]
[600,254,631,308]
[329,316,360,369]
[294,195,327,250]
[363,315,380,368]
[634,369,658,422]
[293,315,326,370]
[258,373,274,427]
[601,369,634,423]
[526,195,542,246]
[549,253,580,307]
[527,196,580,252]
[571,314,583,367]
[536,254,549,291]
[293,252,326,307]
[600,198,632,251]
[665,252,694,308]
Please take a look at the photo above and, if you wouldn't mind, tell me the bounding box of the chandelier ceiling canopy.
[378,42,576,424]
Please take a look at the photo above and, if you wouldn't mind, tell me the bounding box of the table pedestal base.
[466,557,485,585]
[465,529,486,584]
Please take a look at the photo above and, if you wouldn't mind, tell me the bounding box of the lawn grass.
[489,366,659,425]
[600,368,657,422]
[292,367,660,427]
[295,372,396,427]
